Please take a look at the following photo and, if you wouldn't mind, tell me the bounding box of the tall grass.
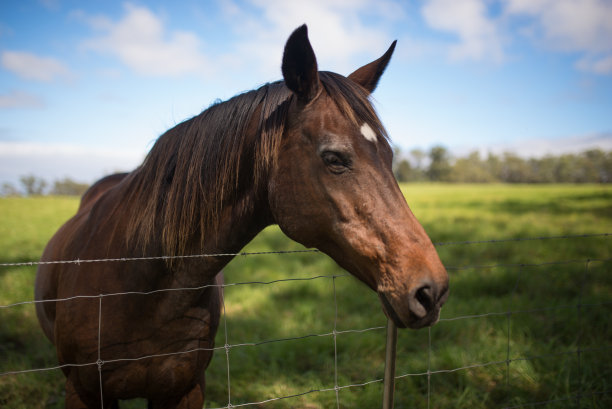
[1,184,610,408]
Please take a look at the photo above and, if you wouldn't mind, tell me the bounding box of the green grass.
[1,185,611,408]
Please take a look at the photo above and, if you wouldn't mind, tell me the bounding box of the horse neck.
[119,88,285,282]
[167,181,274,287]
[208,190,272,254]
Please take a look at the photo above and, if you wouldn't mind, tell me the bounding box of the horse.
[35,25,449,408]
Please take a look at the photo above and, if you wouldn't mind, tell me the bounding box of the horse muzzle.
[378,280,449,329]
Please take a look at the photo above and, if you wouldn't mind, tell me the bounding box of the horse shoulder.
[35,173,129,342]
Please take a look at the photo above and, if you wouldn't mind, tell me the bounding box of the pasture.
[1,184,610,408]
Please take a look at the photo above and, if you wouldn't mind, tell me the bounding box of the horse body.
[35,25,449,408]
[36,173,233,408]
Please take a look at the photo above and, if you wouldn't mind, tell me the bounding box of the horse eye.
[321,151,350,174]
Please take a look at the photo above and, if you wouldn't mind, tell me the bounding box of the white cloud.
[81,3,209,77]
[39,0,60,11]
[421,0,505,63]
[1,51,72,82]
[419,0,612,74]
[505,0,612,74]
[456,132,612,158]
[0,141,144,185]
[576,55,612,75]
[0,90,45,109]
[223,0,401,78]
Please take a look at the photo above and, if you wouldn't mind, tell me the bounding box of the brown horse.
[35,25,448,408]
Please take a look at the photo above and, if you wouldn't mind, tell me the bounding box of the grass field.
[1,184,611,408]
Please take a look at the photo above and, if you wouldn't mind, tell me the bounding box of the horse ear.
[348,40,397,94]
[282,25,320,103]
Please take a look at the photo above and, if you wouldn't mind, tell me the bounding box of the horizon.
[1,0,611,186]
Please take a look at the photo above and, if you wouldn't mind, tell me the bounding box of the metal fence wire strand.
[332,275,341,409]
[0,232,609,269]
[218,282,232,409]
[0,233,610,408]
[97,295,104,409]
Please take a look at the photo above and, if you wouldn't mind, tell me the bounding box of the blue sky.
[1,0,611,185]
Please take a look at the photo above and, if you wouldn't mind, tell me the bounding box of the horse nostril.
[409,284,436,319]
[416,286,434,311]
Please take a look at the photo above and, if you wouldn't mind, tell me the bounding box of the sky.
[1,0,611,186]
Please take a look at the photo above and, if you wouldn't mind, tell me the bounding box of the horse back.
[79,173,129,210]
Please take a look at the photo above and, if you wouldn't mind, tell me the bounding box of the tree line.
[1,147,610,197]
[393,146,612,183]
[1,175,90,197]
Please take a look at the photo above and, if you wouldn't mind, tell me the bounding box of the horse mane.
[119,71,388,259]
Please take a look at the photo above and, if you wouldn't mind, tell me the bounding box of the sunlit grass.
[1,185,611,408]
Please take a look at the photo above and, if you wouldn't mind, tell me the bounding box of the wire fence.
[1,233,611,408]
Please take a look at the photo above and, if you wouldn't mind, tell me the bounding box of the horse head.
[269,25,449,329]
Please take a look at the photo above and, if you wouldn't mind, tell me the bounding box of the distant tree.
[409,148,426,170]
[581,149,611,183]
[1,182,20,197]
[601,151,612,183]
[52,178,90,196]
[392,146,404,180]
[393,146,424,182]
[485,153,502,179]
[389,145,611,184]
[450,151,497,183]
[530,156,557,183]
[20,174,47,196]
[409,148,427,181]
[426,145,452,182]
[554,154,577,182]
[394,159,413,182]
[498,153,533,183]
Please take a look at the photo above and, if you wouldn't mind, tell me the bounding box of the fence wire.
[1,232,609,269]
[0,233,610,408]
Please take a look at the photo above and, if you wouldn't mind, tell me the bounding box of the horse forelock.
[318,71,389,144]
[121,72,388,259]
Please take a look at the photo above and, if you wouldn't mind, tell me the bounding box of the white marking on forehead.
[360,123,377,143]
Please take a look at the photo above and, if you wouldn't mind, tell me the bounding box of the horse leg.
[65,377,119,409]
[65,378,95,409]
[148,382,204,409]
